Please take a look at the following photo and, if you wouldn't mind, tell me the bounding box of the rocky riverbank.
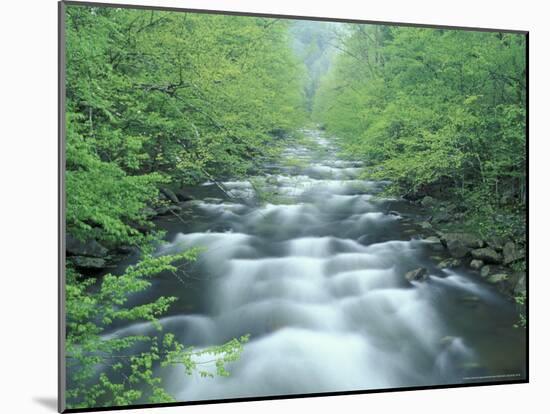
[67,184,527,303]
[66,186,196,274]
[66,177,527,332]
[407,194,526,310]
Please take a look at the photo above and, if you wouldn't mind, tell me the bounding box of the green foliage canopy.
[64,4,305,408]
[313,25,526,238]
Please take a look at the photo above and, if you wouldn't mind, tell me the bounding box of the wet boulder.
[503,242,525,265]
[70,256,106,270]
[175,190,194,202]
[485,235,508,252]
[437,258,461,269]
[446,240,471,258]
[440,232,484,258]
[424,236,441,243]
[440,233,484,249]
[405,267,429,282]
[488,271,524,296]
[66,235,108,258]
[115,245,134,254]
[487,273,508,284]
[480,264,509,279]
[470,259,484,270]
[471,248,502,264]
[160,187,180,204]
[477,265,516,295]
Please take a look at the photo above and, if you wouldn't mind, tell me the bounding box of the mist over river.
[104,130,526,401]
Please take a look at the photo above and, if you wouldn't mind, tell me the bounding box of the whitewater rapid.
[106,130,526,401]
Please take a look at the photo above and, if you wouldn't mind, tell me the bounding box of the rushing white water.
[106,129,525,401]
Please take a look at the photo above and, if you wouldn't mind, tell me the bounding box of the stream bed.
[106,129,526,401]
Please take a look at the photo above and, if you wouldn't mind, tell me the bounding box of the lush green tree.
[65,251,249,408]
[314,25,526,239]
[66,6,306,187]
[64,4,305,408]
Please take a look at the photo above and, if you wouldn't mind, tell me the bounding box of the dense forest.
[314,26,526,240]
[64,5,527,410]
[64,5,306,409]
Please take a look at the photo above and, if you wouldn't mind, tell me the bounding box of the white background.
[0,0,546,412]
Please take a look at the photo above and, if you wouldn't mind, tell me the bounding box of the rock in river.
[446,240,471,258]
[437,258,461,269]
[470,259,484,270]
[424,236,441,244]
[405,267,429,282]
[175,190,194,202]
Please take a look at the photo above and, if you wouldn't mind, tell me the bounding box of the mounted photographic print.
[59,1,528,412]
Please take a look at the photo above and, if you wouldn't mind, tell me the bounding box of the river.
[105,129,526,401]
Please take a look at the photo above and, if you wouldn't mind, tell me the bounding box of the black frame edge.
[62,0,528,35]
[63,379,529,413]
